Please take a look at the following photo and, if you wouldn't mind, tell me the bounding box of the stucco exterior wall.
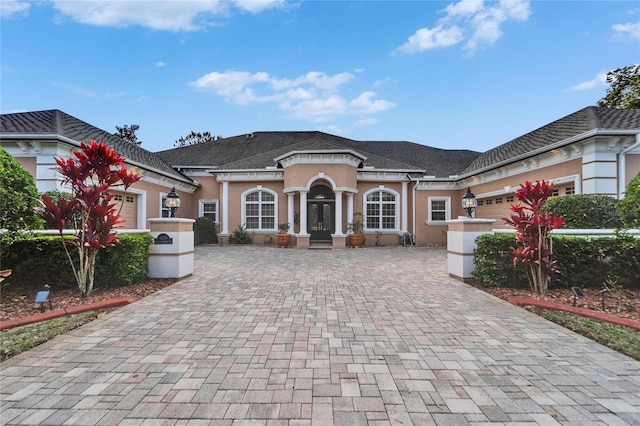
[627,154,640,185]
[14,157,37,177]
[283,163,358,189]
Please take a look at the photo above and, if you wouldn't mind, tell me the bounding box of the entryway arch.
[308,183,335,242]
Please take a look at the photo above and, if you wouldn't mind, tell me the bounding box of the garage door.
[112,193,138,229]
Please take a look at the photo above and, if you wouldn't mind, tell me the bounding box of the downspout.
[619,133,640,199]
[406,174,418,240]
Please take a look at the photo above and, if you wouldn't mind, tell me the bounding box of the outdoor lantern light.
[462,187,477,218]
[166,187,181,218]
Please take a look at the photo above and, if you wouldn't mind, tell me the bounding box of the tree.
[174,131,221,147]
[597,65,640,109]
[618,170,640,228]
[37,140,141,296]
[503,180,564,295]
[114,124,142,146]
[0,147,43,231]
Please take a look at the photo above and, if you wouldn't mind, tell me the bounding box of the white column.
[401,181,408,232]
[287,193,295,234]
[299,191,308,235]
[334,191,343,235]
[346,192,354,231]
[221,181,229,235]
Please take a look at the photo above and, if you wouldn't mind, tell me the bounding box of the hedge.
[0,233,153,289]
[540,194,622,229]
[472,232,640,289]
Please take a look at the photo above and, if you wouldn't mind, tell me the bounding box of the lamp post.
[166,187,181,218]
[462,187,477,218]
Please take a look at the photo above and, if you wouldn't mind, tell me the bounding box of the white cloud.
[613,21,640,39]
[394,0,531,55]
[1,0,30,19]
[190,69,395,122]
[155,61,168,68]
[50,0,286,32]
[569,71,609,91]
[54,82,125,99]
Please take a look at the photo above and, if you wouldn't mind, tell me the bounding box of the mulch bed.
[0,279,177,321]
[469,283,640,322]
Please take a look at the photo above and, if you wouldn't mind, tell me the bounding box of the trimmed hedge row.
[0,233,153,289]
[472,233,640,289]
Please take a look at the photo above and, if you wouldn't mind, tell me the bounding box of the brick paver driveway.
[2,246,639,425]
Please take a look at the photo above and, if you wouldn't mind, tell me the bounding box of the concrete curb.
[509,297,640,331]
[0,297,136,331]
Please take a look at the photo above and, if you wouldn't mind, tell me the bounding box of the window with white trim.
[364,189,398,230]
[243,189,276,230]
[199,200,218,222]
[428,197,451,223]
[160,193,170,218]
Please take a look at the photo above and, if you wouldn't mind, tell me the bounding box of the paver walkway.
[2,246,639,425]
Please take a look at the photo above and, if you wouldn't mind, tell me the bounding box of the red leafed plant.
[503,180,564,295]
[37,140,141,297]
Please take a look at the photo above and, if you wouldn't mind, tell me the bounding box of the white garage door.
[112,193,138,229]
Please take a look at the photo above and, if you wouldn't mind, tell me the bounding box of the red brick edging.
[509,298,640,331]
[0,297,135,331]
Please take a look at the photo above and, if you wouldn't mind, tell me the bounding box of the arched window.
[364,189,398,230]
[242,189,276,230]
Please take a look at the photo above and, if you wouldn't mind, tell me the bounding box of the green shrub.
[194,217,218,245]
[472,234,528,288]
[95,233,153,286]
[618,171,640,228]
[0,232,152,289]
[0,147,44,231]
[228,224,252,244]
[473,233,640,289]
[541,194,622,229]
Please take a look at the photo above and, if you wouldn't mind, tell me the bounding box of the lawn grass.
[1,312,101,362]
[529,308,640,361]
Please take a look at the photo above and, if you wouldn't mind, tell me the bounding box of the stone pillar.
[297,190,310,248]
[334,191,344,235]
[346,192,354,228]
[287,193,295,234]
[447,218,495,281]
[221,181,229,235]
[148,218,196,279]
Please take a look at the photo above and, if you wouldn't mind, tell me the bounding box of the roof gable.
[0,109,193,184]
[462,107,640,175]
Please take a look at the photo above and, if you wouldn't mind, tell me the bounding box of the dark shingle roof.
[461,107,640,175]
[0,109,193,184]
[157,131,480,177]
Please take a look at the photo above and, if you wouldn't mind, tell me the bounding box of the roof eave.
[458,128,640,179]
[0,132,197,187]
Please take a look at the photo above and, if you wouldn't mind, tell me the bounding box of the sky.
[1,0,638,154]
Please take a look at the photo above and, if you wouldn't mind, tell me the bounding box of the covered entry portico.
[278,149,364,249]
[283,171,358,249]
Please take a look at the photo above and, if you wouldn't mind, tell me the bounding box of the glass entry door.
[308,201,334,242]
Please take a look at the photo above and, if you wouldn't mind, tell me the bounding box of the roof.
[461,107,640,175]
[0,109,193,184]
[157,131,480,177]
[3,107,638,181]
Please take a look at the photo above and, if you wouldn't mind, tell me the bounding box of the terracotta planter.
[276,233,291,248]
[349,233,365,248]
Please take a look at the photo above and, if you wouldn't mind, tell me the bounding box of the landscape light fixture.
[35,284,53,312]
[166,187,181,218]
[462,187,477,218]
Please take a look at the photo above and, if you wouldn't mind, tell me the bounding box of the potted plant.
[276,222,291,248]
[347,212,366,247]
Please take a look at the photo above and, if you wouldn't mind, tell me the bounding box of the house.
[1,107,639,247]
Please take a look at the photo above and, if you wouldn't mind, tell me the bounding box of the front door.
[308,201,334,242]
[308,184,335,242]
